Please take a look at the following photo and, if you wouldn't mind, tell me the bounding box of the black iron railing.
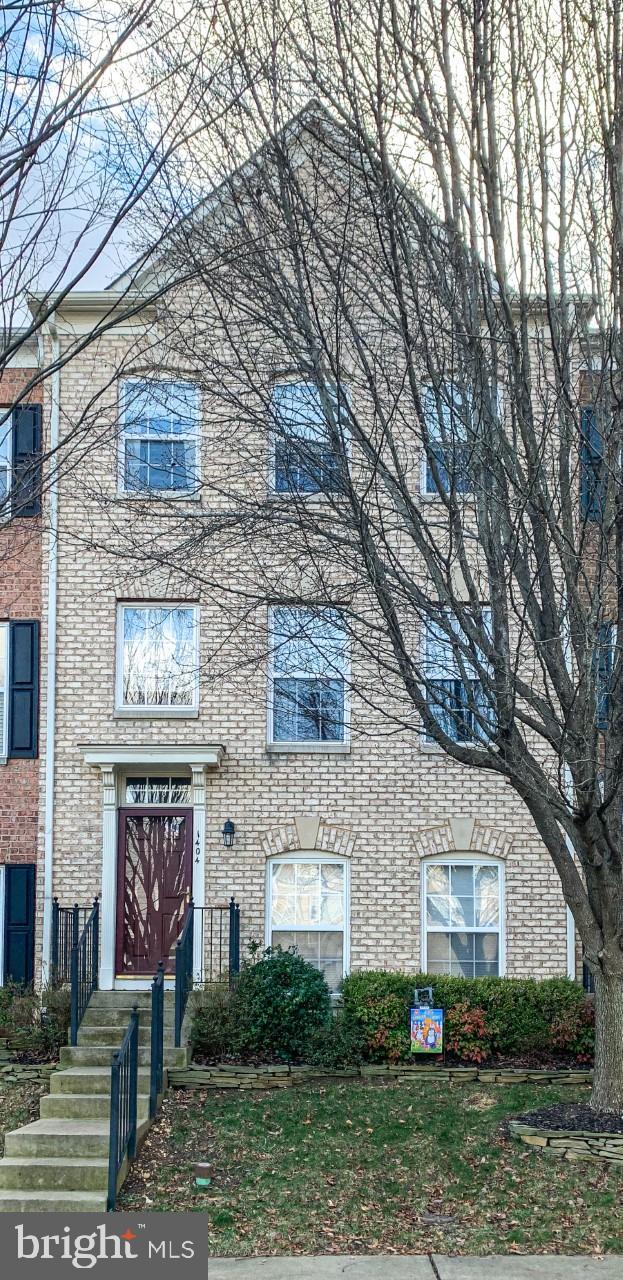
[174,900,194,1048]
[150,962,165,1120]
[70,897,99,1046]
[193,898,241,985]
[107,1004,139,1212]
[51,901,89,986]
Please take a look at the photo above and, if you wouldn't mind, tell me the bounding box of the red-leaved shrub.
[445,1002,494,1063]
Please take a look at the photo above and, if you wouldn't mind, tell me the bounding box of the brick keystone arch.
[412,817,513,862]
[260,816,356,859]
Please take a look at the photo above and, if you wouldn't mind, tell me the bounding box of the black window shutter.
[8,621,39,758]
[12,404,42,517]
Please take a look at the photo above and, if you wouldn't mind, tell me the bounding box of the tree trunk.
[590,970,623,1114]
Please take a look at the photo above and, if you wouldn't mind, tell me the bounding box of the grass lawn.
[0,1081,44,1153]
[117,1078,623,1255]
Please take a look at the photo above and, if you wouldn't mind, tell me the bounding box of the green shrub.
[189,983,235,1060]
[341,969,591,1063]
[39,984,71,1056]
[306,1013,366,1068]
[230,947,331,1060]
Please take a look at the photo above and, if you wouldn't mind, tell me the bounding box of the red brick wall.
[0,368,42,866]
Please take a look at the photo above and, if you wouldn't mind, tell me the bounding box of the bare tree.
[67,0,623,1111]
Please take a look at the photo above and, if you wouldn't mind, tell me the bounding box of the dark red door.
[116,809,193,976]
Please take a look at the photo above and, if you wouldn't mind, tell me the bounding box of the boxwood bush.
[340,970,593,1063]
[229,947,331,1059]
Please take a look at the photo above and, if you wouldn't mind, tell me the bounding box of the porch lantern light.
[222,819,236,848]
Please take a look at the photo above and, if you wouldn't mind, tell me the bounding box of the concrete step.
[77,1024,175,1048]
[82,1007,175,1030]
[0,1189,108,1212]
[0,1156,109,1192]
[59,1045,187,1069]
[40,1092,150,1121]
[89,991,175,1008]
[5,1120,110,1160]
[50,1067,152,1095]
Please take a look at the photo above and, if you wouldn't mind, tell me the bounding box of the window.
[117,605,199,711]
[423,610,493,743]
[269,607,347,743]
[125,775,191,804]
[594,622,614,730]
[268,858,348,990]
[423,860,503,977]
[271,381,343,494]
[0,621,39,759]
[120,380,200,493]
[0,625,8,758]
[422,382,472,495]
[580,406,606,522]
[0,406,42,519]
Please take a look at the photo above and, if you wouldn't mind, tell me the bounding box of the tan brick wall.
[42,327,573,982]
[0,369,42,869]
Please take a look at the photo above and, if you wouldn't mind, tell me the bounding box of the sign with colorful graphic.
[410,1005,444,1054]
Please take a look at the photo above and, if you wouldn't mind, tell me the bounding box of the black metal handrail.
[174,899,194,1047]
[191,898,241,985]
[51,901,89,986]
[107,1004,139,1211]
[228,897,241,982]
[70,897,99,1046]
[150,961,165,1119]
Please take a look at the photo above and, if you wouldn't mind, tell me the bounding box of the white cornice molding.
[81,743,226,769]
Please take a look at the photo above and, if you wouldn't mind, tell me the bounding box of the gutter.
[40,314,59,984]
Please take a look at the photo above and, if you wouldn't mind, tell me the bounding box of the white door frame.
[82,745,224,989]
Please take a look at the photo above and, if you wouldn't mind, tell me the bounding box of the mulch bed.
[515,1102,623,1133]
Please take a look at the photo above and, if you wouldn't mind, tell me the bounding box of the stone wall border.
[169,1063,592,1091]
[510,1119,623,1164]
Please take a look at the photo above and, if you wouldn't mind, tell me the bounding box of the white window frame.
[0,622,8,761]
[269,378,346,498]
[122,773,192,805]
[420,855,506,977]
[0,410,13,522]
[264,853,350,988]
[419,381,473,497]
[115,602,200,718]
[421,607,493,748]
[267,606,351,752]
[118,378,201,497]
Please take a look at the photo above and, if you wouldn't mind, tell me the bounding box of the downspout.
[40,314,59,984]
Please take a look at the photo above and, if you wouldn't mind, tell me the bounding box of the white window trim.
[419,606,492,752]
[115,602,200,717]
[117,378,202,499]
[264,852,351,982]
[418,381,503,499]
[121,771,193,806]
[268,377,349,499]
[420,854,506,977]
[0,410,13,522]
[266,606,351,751]
[0,621,9,763]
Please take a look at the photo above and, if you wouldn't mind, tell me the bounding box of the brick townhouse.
[14,116,593,995]
[0,337,42,986]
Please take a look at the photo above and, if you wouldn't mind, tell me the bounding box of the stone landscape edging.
[169,1063,592,1090]
[510,1118,623,1164]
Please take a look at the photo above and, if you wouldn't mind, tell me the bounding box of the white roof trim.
[81,743,226,769]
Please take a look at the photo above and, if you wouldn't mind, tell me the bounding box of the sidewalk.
[208,1256,623,1279]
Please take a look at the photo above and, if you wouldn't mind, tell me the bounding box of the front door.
[116,809,193,976]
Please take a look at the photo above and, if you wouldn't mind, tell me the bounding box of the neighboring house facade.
[0,338,42,987]
[20,287,578,997]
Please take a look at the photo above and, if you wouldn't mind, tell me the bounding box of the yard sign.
[410,1005,444,1054]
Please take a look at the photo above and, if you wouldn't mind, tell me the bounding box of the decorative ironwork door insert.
[116,808,193,975]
